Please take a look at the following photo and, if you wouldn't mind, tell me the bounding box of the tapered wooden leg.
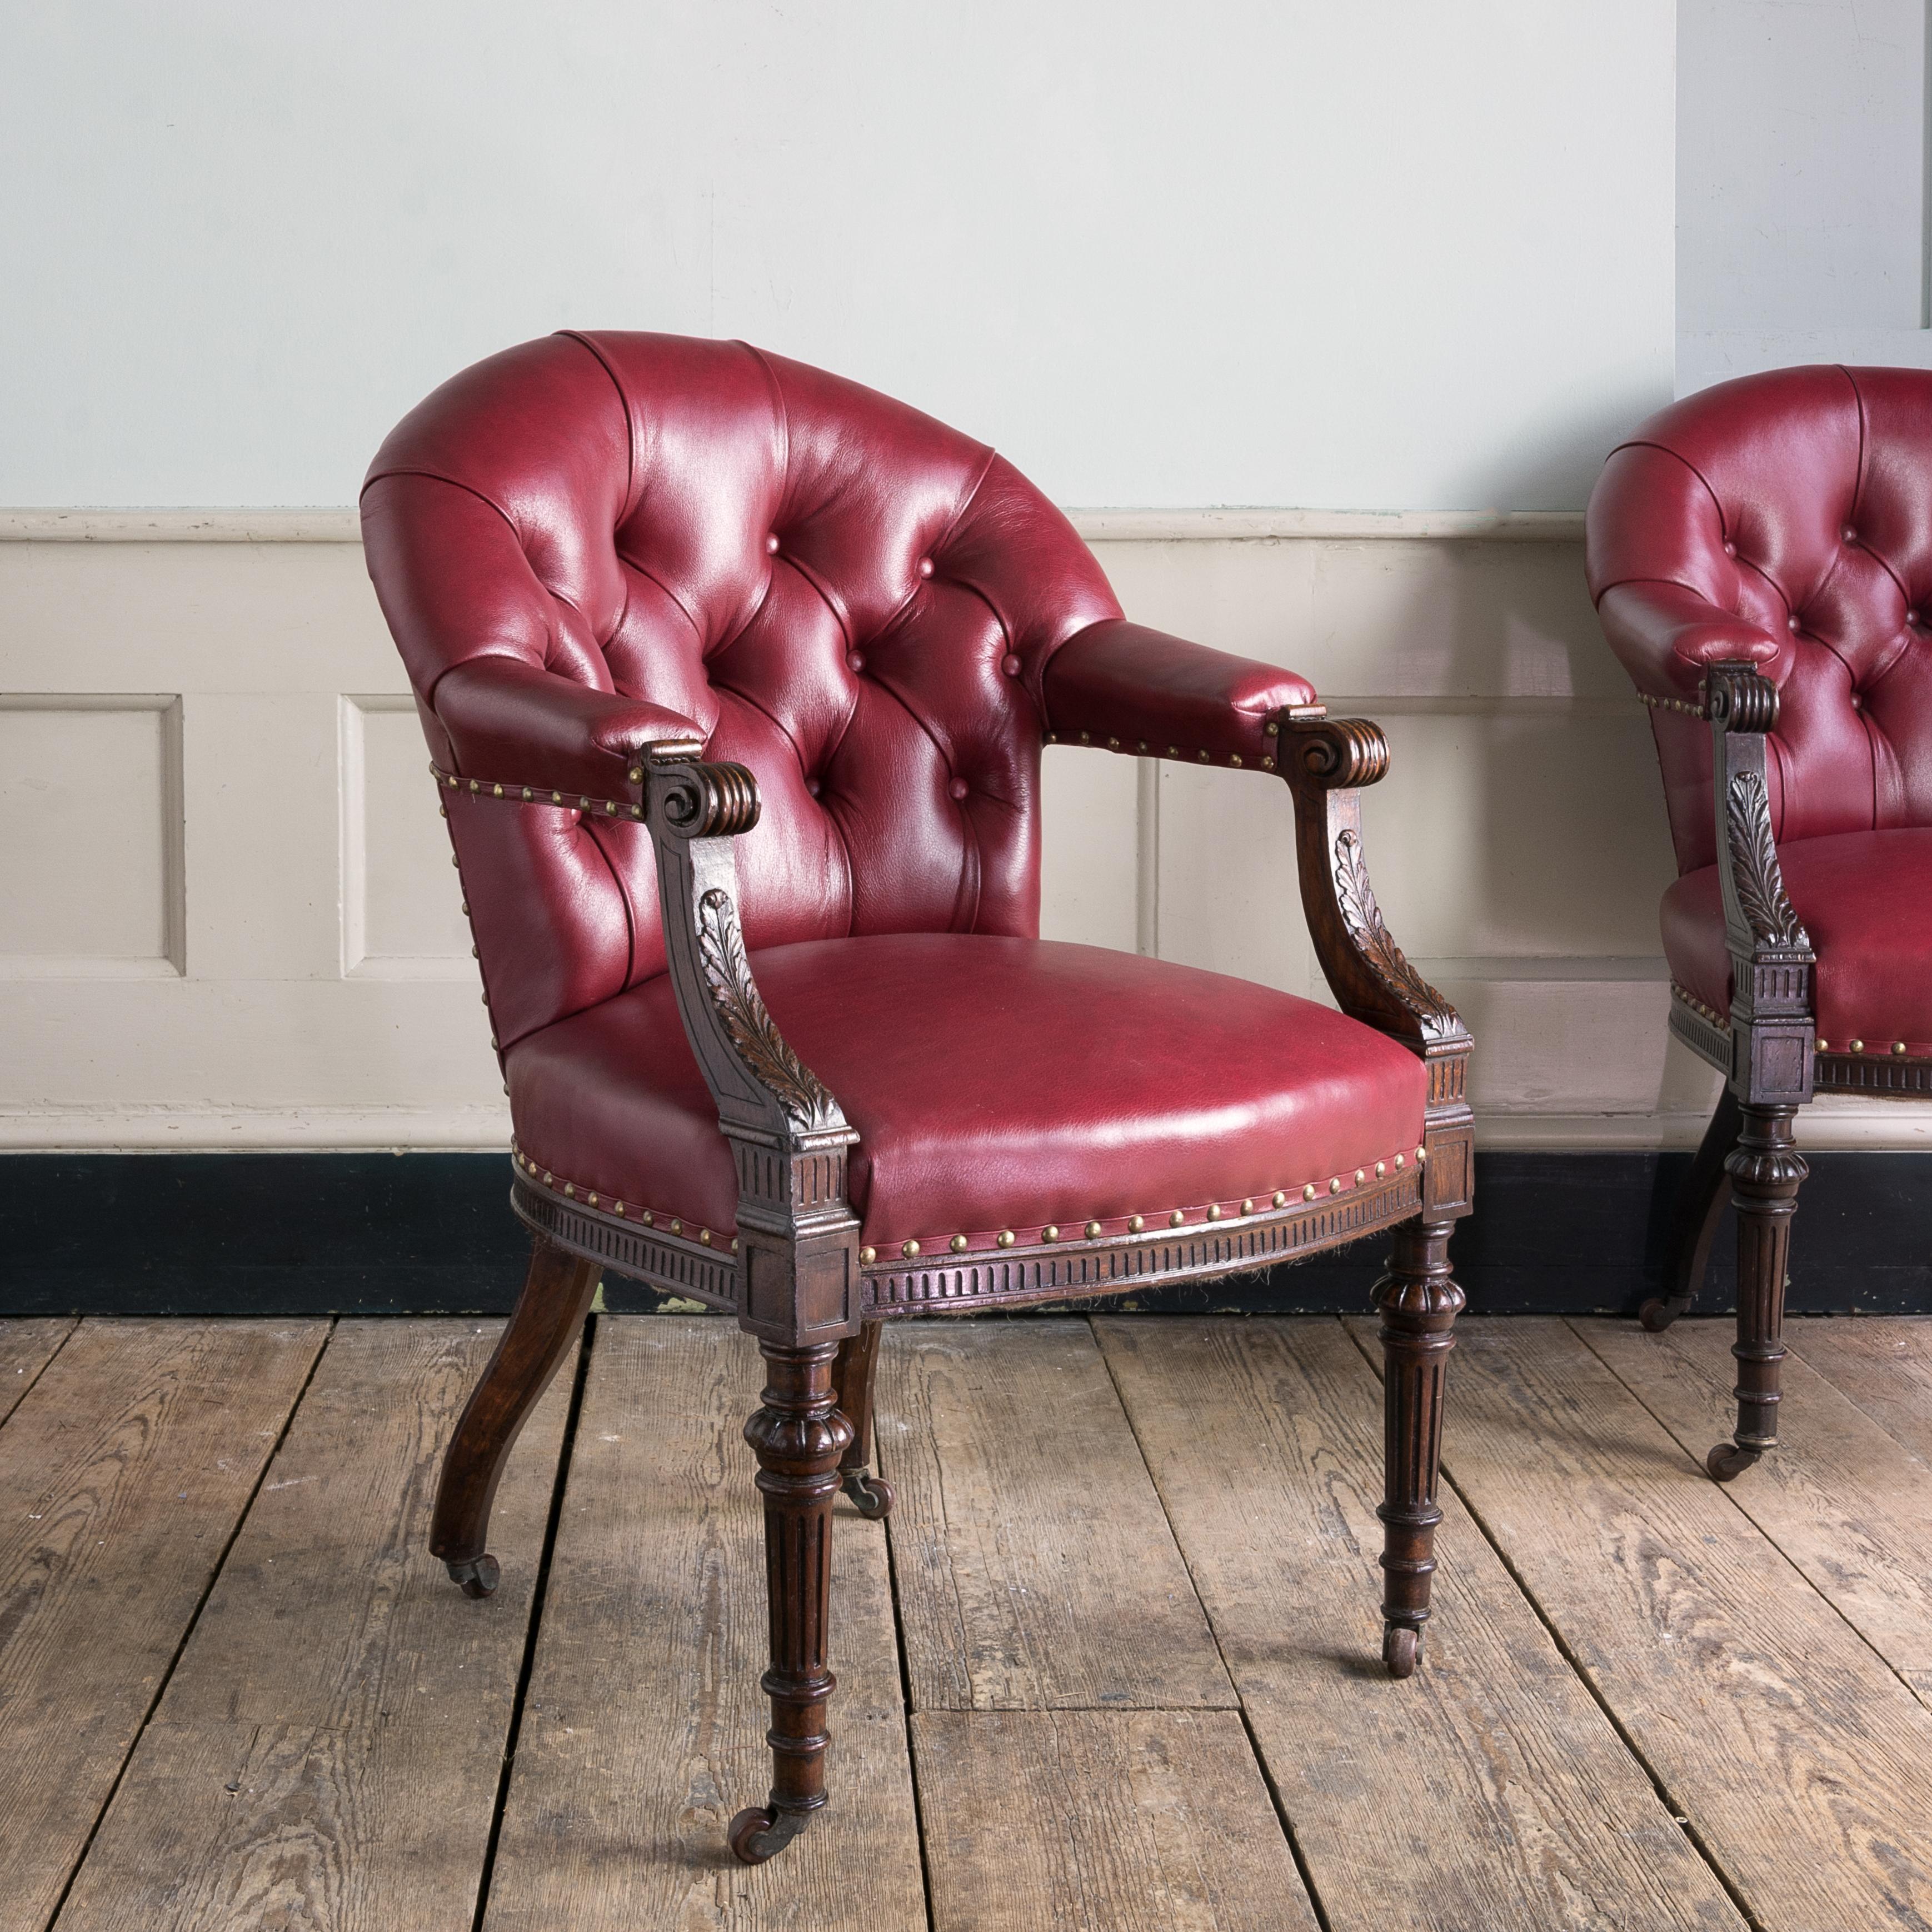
[1641,1086,1741,1331]
[831,1319,893,1519]
[1707,1104,1806,1482]
[430,1234,599,1597]
[1373,1216,1465,1679]
[728,1340,854,1864]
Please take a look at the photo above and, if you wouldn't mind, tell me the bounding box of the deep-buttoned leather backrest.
[1587,366,1932,872]
[362,333,1122,1049]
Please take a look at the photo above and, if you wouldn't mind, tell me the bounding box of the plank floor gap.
[468,1310,598,1932]
[1086,1315,1332,1928]
[1340,1317,1769,1932]
[44,1316,337,1932]
[880,1440,942,1932]
[1562,1314,1932,1715]
[0,1320,77,1425]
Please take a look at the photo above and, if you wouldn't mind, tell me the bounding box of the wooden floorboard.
[0,1319,75,1428]
[0,1318,328,1932]
[878,1319,1234,1712]
[1579,1314,1932,1711]
[914,1709,1319,1932]
[1787,1316,1932,1464]
[479,1316,926,1932]
[1424,1315,1932,1931]
[53,1319,577,1932]
[1102,1317,1744,1932]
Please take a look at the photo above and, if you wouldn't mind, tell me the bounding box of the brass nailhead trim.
[859,1245,877,1264]
[1206,1204,1221,1220]
[1085,1220,1103,1239]
[1241,1197,1254,1214]
[1303,1184,1316,1201]
[1042,1224,1060,1241]
[1329,1178,1341,1194]
[950,1234,969,1252]
[432,763,644,821]
[1170,1209,1186,1226]
[1127,1215,1145,1233]
[1636,691,1708,718]
[1850,1039,1865,1052]
[902,1240,920,1258]
[996,1231,1015,1247]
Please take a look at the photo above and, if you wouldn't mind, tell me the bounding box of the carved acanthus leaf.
[696,889,843,1132]
[1724,772,1810,950]
[1332,830,1460,1030]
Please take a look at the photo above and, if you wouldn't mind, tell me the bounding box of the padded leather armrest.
[431,658,703,800]
[1595,584,1785,710]
[1042,619,1317,763]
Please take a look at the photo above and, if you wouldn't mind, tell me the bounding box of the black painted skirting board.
[2,1148,1928,1319]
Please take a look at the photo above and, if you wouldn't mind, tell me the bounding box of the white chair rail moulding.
[4,505,1921,1154]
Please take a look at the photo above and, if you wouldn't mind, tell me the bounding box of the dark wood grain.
[53,1319,575,1932]
[1426,1315,1932,1929]
[878,1318,1235,1712]
[480,1317,925,1930]
[915,1709,1321,1932]
[0,1318,74,1428]
[0,1318,328,1932]
[1100,1316,1744,1932]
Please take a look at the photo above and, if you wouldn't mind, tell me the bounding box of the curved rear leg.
[1641,1086,1741,1331]
[431,1234,600,1595]
[832,1320,893,1519]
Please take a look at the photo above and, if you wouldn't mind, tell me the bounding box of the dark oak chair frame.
[1648,663,1918,1480]
[427,709,1473,1863]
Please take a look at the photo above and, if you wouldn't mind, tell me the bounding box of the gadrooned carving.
[1334,830,1460,1030]
[1725,772,1810,951]
[696,888,843,1132]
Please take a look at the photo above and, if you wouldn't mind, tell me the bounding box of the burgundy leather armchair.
[363,333,1473,1863]
[1589,366,1932,1480]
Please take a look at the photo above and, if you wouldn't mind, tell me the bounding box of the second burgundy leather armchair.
[362,333,1473,1863]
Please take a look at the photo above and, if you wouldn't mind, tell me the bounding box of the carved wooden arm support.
[1276,713,1470,1057]
[1704,664,1816,1105]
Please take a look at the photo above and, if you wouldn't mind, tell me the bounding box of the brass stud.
[1167,745,1179,756]
[481,992,490,1005]
[628,766,643,783]
[1197,749,1210,762]
[614,1201,625,1216]
[1127,1215,1144,1233]
[1415,1147,1426,1165]
[903,1239,921,1258]
[1375,1161,1386,1178]
[1895,1042,1908,1055]
[1045,732,1057,745]
[951,1234,969,1252]
[488,1035,498,1049]
[471,945,479,958]
[542,1171,553,1184]
[860,1245,877,1264]
[1043,1224,1060,1241]
[1137,740,1149,752]
[1329,1178,1341,1195]
[1817,1039,1829,1051]
[1302,1184,1316,1201]
[631,805,643,818]
[1850,1039,1865,1052]
[700,1229,712,1244]
[451,854,461,867]
[1230,753,1242,767]
[461,902,469,914]
[470,779,480,792]
[1261,757,1275,771]
[1170,1209,1186,1226]
[1394,1153,1405,1169]
[1079,731,1091,744]
[1107,737,1120,750]
[1206,1204,1221,1220]
[522,787,532,801]
[1085,1220,1103,1239]
[438,804,447,818]
[1355,1169,1365,1185]
[605,801,617,814]
[580,796,591,809]
[642,1211,654,1226]
[551,791,562,803]
[587,1192,597,1206]
[563,1184,574,1197]
[731,1237,739,1252]
[1241,1197,1254,1214]
[447,775,458,788]
[1273,1190,1287,1207]
[670,1218,682,1234]
[493,783,503,797]
[1265,720,1280,736]
[997,1230,1015,1247]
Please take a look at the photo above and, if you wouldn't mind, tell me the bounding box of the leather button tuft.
[847,651,865,673]
[1850,692,1863,711]
[1788,615,1802,632]
[806,777,821,797]
[1001,653,1022,677]
[1723,540,1738,557]
[765,533,781,555]
[948,778,969,801]
[1843,526,1858,543]
[917,557,935,578]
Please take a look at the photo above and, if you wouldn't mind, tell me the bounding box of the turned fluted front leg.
[1708,1104,1806,1481]
[1373,1217,1465,1678]
[728,1340,855,1864]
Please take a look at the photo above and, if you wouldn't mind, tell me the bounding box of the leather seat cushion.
[506,933,1429,1250]
[1661,828,1932,1053]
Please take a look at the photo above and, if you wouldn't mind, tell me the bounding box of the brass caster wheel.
[446,1554,501,1599]
[728,1804,811,1864]
[1705,1442,1761,1484]
[1638,1298,1683,1334]
[1382,1624,1420,1679]
[842,1469,895,1520]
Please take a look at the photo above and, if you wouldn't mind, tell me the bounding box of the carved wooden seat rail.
[363,333,1472,1865]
